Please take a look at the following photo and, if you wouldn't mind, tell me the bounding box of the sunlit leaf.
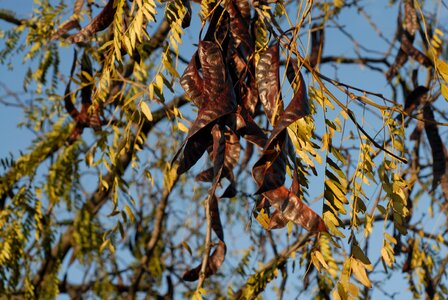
[256,43,282,125]
[140,101,153,121]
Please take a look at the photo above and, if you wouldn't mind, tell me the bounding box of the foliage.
[0,0,448,299]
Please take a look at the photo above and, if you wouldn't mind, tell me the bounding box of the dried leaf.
[404,86,428,115]
[265,61,309,150]
[256,43,282,125]
[199,41,227,101]
[203,5,229,47]
[176,43,236,175]
[181,0,192,28]
[80,52,93,114]
[221,183,237,198]
[227,0,252,50]
[403,0,417,36]
[80,52,101,131]
[52,20,81,39]
[242,76,259,116]
[73,0,84,17]
[182,241,226,281]
[66,0,116,43]
[64,50,79,120]
[263,186,326,232]
[177,128,213,175]
[180,52,204,107]
[252,131,288,194]
[386,1,432,80]
[423,104,446,190]
[196,168,214,182]
[268,209,288,229]
[236,110,267,148]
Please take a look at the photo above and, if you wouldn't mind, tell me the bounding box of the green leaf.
[352,245,372,268]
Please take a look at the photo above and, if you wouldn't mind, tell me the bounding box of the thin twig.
[128,170,180,298]
[195,192,213,292]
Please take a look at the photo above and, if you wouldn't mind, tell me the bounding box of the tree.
[0,0,447,298]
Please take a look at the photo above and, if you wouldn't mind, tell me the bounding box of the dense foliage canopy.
[1,0,448,299]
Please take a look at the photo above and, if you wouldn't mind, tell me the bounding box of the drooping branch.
[0,123,73,209]
[234,232,313,299]
[128,169,180,298]
[31,96,187,294]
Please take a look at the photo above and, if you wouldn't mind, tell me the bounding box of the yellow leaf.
[85,151,93,166]
[332,288,342,300]
[123,35,132,53]
[347,283,359,297]
[287,221,293,237]
[381,247,393,267]
[148,83,154,100]
[325,179,347,203]
[140,101,153,121]
[334,117,342,132]
[101,179,109,190]
[340,110,348,120]
[384,232,397,245]
[99,239,110,253]
[181,241,193,256]
[336,282,348,300]
[435,28,444,37]
[441,84,448,102]
[323,212,346,238]
[178,122,189,133]
[334,0,344,8]
[125,205,135,223]
[437,59,448,82]
[321,133,329,152]
[256,208,270,230]
[155,73,164,92]
[163,163,178,191]
[192,291,203,300]
[314,251,329,269]
[197,288,206,296]
[311,252,321,272]
[350,258,372,288]
[163,56,180,78]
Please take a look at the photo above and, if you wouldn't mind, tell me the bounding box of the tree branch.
[234,232,313,299]
[128,169,180,298]
[32,96,187,294]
